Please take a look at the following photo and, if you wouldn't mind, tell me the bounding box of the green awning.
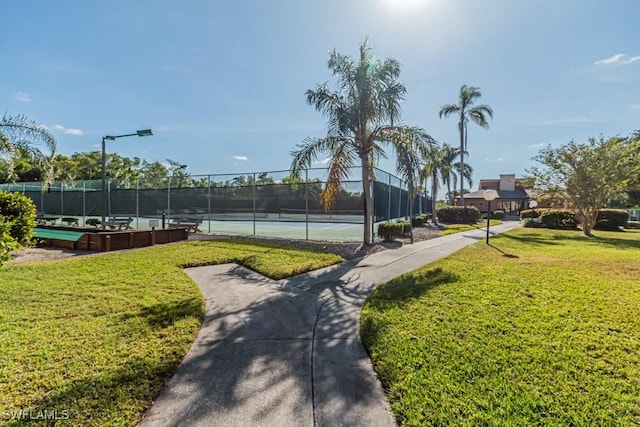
[33,228,85,242]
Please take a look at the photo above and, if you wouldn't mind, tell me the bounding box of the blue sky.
[2,0,639,186]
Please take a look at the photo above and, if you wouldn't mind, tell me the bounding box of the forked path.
[139,222,521,427]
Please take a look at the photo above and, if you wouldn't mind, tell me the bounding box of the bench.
[169,216,204,233]
[105,216,133,230]
[61,217,79,226]
[37,212,59,225]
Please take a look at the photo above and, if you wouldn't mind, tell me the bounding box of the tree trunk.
[360,154,373,245]
[431,170,438,223]
[581,209,597,237]
[459,119,465,206]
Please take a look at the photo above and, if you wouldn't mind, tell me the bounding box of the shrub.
[522,218,543,228]
[491,210,505,220]
[594,209,629,231]
[0,218,19,266]
[436,206,481,224]
[520,209,541,219]
[625,221,640,229]
[540,210,578,230]
[0,191,37,244]
[378,221,410,241]
[412,214,428,227]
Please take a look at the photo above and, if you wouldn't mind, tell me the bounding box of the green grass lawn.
[440,219,502,236]
[0,240,342,426]
[361,227,640,426]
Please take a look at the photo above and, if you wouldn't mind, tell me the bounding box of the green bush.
[595,209,629,231]
[522,218,543,228]
[625,221,640,229]
[540,210,578,230]
[412,214,428,227]
[520,209,541,219]
[491,210,505,220]
[0,218,19,266]
[436,206,481,224]
[378,221,410,241]
[0,191,37,244]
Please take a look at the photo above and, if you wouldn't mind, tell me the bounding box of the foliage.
[625,221,640,229]
[491,209,505,220]
[436,206,481,224]
[421,143,459,220]
[522,218,543,228]
[411,214,429,227]
[377,221,411,241]
[0,113,57,185]
[0,218,19,266]
[290,39,435,244]
[520,208,541,219]
[439,85,493,205]
[539,209,578,229]
[361,227,640,425]
[0,190,36,244]
[0,240,342,425]
[594,208,629,231]
[529,134,640,236]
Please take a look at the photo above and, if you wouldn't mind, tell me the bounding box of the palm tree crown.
[1,113,56,184]
[291,40,434,244]
[439,85,492,205]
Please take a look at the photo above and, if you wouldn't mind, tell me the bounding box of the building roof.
[464,189,529,199]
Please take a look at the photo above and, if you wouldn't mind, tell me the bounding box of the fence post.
[305,168,309,240]
[82,181,86,226]
[252,173,256,236]
[136,177,140,229]
[207,175,212,234]
[387,174,392,221]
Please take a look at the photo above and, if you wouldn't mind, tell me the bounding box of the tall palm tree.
[0,113,56,184]
[291,39,434,245]
[439,85,492,206]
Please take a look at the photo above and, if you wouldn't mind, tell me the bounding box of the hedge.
[378,221,410,241]
[411,214,429,227]
[520,209,541,219]
[594,209,629,231]
[436,206,481,224]
[539,210,578,230]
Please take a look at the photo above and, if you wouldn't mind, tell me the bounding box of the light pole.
[102,129,153,229]
[483,189,498,244]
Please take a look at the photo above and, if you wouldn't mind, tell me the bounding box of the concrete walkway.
[139,222,521,427]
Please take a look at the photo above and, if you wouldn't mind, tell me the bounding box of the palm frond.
[320,141,357,211]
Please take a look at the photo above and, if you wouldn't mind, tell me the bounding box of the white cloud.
[529,142,548,149]
[53,124,85,136]
[233,155,248,161]
[16,91,31,102]
[629,104,640,110]
[484,157,505,162]
[313,157,332,165]
[595,53,640,65]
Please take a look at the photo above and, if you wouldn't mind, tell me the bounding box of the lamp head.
[136,129,153,137]
[529,200,538,208]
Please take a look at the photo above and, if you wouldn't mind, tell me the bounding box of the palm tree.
[291,39,434,245]
[452,161,473,202]
[422,143,457,222]
[0,113,56,184]
[439,85,492,206]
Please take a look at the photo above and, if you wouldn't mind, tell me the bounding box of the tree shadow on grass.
[10,356,177,427]
[120,298,203,328]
